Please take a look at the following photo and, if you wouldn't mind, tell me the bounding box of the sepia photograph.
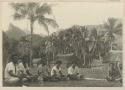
[1,0,123,87]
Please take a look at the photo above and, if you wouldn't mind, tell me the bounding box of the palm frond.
[10,2,58,35]
[27,2,38,8]
[103,22,109,29]
[37,18,49,34]
[10,3,27,20]
[104,18,121,32]
[36,3,52,15]
[115,22,122,29]
[26,2,39,13]
[24,2,39,20]
[10,3,26,11]
[114,22,122,31]
[42,17,59,28]
[13,12,26,20]
[108,18,117,30]
[108,18,117,25]
[113,28,122,35]
[112,22,122,35]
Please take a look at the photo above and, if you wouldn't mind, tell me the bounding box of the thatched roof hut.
[108,50,122,62]
[53,53,82,67]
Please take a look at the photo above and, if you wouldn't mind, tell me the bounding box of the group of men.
[4,53,122,86]
[4,54,83,86]
[4,54,38,86]
[37,60,83,82]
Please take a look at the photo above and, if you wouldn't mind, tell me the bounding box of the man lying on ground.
[67,63,83,80]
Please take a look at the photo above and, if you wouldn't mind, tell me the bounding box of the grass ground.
[29,79,121,87]
[29,63,122,87]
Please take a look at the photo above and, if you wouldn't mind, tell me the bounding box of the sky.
[1,1,123,35]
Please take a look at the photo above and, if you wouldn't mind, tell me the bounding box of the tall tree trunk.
[53,52,55,62]
[110,42,113,51]
[30,20,34,67]
[47,31,50,65]
[83,54,86,66]
[99,52,102,61]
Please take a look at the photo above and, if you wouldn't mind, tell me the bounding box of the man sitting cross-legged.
[51,61,66,81]
[37,61,51,82]
[4,54,26,86]
[16,59,36,85]
[4,54,38,87]
[67,62,83,80]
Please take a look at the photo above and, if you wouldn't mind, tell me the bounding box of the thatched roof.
[55,53,81,65]
[109,50,122,62]
[57,53,74,57]
[32,58,41,64]
[56,53,74,63]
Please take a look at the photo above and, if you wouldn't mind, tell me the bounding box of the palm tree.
[103,18,122,51]
[11,2,58,66]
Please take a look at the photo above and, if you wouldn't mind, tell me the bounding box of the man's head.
[17,59,23,64]
[11,53,19,64]
[55,60,62,67]
[40,60,47,66]
[71,62,76,68]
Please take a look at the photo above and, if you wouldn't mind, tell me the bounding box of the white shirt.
[51,66,61,76]
[68,66,79,75]
[37,64,49,76]
[4,62,17,79]
[17,62,26,74]
[37,64,43,74]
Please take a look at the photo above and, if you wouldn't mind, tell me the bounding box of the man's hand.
[53,70,57,76]
[9,70,18,77]
[76,73,79,75]
[59,71,63,76]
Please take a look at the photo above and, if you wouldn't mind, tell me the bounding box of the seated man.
[22,56,32,76]
[4,54,21,86]
[106,62,118,81]
[117,61,122,83]
[51,61,66,81]
[21,56,38,82]
[106,61,122,82]
[17,59,33,84]
[67,63,83,80]
[37,61,51,81]
[17,59,26,76]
